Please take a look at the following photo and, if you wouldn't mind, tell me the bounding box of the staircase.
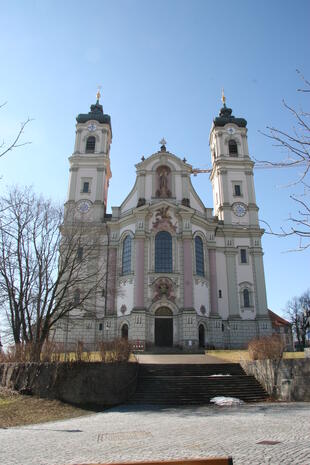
[129,363,268,405]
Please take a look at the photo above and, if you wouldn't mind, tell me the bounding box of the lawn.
[207,350,305,363]
[0,388,94,428]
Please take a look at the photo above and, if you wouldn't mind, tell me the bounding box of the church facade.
[54,94,272,350]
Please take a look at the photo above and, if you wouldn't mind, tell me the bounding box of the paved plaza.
[1,402,310,465]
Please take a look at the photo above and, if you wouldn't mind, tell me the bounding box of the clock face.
[232,202,247,217]
[87,123,97,132]
[227,127,235,134]
[77,200,92,214]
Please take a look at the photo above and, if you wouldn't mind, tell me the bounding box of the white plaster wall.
[119,223,135,237]
[191,225,207,236]
[121,191,138,213]
[75,168,97,203]
[174,174,182,200]
[117,281,134,316]
[216,250,229,319]
[234,238,251,247]
[193,281,209,315]
[227,172,249,202]
[212,178,220,216]
[240,308,256,320]
[148,158,179,171]
[190,192,204,212]
[145,173,152,199]
[236,261,253,284]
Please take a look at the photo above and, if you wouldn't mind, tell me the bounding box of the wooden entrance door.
[199,324,205,348]
[155,307,173,347]
[155,317,173,347]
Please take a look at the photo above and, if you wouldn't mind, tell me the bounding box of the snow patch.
[210,396,244,406]
[209,374,232,377]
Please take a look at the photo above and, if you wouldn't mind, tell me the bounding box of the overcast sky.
[0,0,309,315]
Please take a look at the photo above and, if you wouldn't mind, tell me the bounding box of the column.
[183,239,193,308]
[68,167,78,201]
[225,251,239,317]
[134,238,145,308]
[252,251,268,316]
[95,167,105,202]
[208,249,218,315]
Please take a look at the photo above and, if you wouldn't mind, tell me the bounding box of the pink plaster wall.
[183,239,193,308]
[208,249,218,315]
[135,238,145,307]
[107,247,117,314]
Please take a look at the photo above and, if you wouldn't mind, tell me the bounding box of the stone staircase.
[129,363,268,405]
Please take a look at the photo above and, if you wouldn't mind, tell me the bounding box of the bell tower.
[65,90,112,221]
[209,92,259,227]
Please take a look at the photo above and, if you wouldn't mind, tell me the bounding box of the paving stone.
[0,403,310,465]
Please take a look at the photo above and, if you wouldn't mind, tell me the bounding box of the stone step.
[129,362,268,405]
[139,363,245,373]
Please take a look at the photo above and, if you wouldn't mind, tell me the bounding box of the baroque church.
[54,92,272,350]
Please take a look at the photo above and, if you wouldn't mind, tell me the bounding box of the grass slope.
[0,388,93,428]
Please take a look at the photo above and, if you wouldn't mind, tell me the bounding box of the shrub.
[97,338,131,363]
[248,335,285,361]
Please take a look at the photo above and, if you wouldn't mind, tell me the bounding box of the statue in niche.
[152,206,177,232]
[156,166,171,198]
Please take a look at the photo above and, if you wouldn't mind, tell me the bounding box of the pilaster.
[225,249,239,317]
[251,250,268,317]
[68,167,78,201]
[208,248,219,316]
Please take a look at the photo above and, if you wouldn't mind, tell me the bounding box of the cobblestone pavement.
[1,403,310,465]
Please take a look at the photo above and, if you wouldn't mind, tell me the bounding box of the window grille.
[243,288,250,307]
[240,249,247,263]
[234,184,241,196]
[195,236,204,276]
[74,289,80,306]
[77,246,83,261]
[122,235,132,275]
[155,231,172,272]
[229,139,238,156]
[83,182,89,193]
[86,136,96,153]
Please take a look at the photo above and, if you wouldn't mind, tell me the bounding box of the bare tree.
[258,71,310,249]
[286,289,310,349]
[0,186,108,361]
[0,102,32,159]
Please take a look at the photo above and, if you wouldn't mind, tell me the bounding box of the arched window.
[122,235,132,275]
[74,289,80,306]
[155,231,172,272]
[195,236,204,276]
[228,139,238,156]
[77,246,83,262]
[86,136,96,153]
[121,324,129,340]
[243,289,250,307]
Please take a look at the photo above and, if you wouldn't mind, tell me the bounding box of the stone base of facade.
[53,313,272,352]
